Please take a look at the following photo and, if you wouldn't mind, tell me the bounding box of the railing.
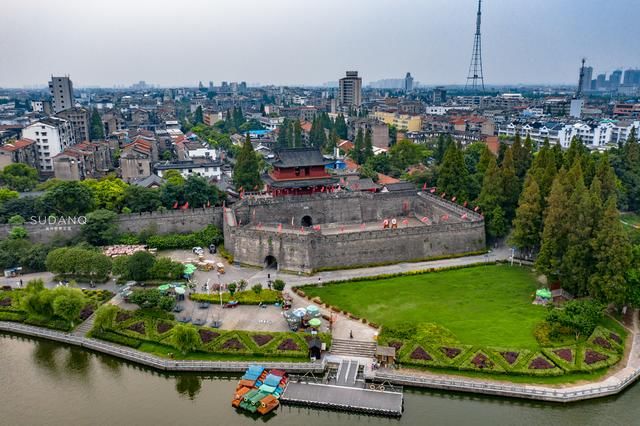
[0,321,325,373]
[374,368,640,402]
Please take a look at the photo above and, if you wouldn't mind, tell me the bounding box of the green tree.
[434,134,453,165]
[9,226,28,240]
[511,134,532,179]
[334,114,348,139]
[149,257,183,280]
[122,186,161,213]
[0,188,19,205]
[589,197,632,306]
[233,134,262,191]
[272,279,285,291]
[184,175,218,207]
[81,209,119,246]
[352,128,364,164]
[193,106,204,124]
[92,304,118,332]
[0,163,39,192]
[89,108,104,140]
[546,300,604,340]
[510,175,543,253]
[500,148,521,220]
[388,140,428,172]
[52,290,85,327]
[293,120,302,148]
[173,324,199,354]
[437,143,470,201]
[82,177,128,212]
[362,128,374,164]
[251,283,262,294]
[127,251,156,282]
[536,168,571,282]
[477,156,506,241]
[42,181,94,216]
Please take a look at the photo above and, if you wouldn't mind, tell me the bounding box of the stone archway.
[264,255,278,270]
[301,215,313,227]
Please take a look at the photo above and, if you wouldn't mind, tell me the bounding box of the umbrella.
[308,318,321,328]
[158,284,171,291]
[306,305,319,314]
[292,308,306,318]
[174,287,186,295]
[536,288,552,299]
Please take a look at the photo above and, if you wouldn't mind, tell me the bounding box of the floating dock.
[280,382,403,416]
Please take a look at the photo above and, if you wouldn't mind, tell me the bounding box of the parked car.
[192,247,204,256]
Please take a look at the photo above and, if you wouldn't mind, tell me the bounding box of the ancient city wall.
[0,208,223,244]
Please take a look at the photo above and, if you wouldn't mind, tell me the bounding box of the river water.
[0,333,637,426]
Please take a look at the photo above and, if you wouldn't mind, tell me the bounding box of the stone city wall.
[0,208,223,244]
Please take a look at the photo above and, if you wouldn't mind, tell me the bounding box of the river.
[0,333,637,426]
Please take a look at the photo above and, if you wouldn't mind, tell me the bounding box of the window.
[41,132,47,136]
[295,167,300,176]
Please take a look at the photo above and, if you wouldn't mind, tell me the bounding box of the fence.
[374,368,640,403]
[0,321,325,373]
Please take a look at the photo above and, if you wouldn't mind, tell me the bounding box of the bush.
[251,284,262,294]
[273,279,285,291]
[90,330,142,348]
[190,290,281,305]
[146,225,222,250]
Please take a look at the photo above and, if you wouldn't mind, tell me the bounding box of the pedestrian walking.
[350,330,353,339]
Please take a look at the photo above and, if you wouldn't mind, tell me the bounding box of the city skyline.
[1,0,639,88]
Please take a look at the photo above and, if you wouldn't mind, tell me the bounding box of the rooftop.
[270,147,334,168]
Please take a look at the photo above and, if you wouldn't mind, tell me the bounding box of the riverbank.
[2,319,640,403]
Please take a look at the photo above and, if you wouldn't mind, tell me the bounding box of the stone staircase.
[330,338,377,358]
[72,313,96,337]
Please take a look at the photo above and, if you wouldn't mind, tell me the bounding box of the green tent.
[536,288,552,299]
[158,284,171,292]
[308,318,322,328]
[183,264,197,275]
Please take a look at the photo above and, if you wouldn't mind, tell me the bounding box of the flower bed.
[471,353,493,369]
[198,329,219,344]
[584,349,608,365]
[252,334,274,346]
[440,347,461,359]
[553,348,573,362]
[500,351,519,365]
[79,305,94,321]
[609,332,622,344]
[410,346,432,361]
[389,341,404,351]
[277,339,300,351]
[127,321,146,334]
[221,337,246,350]
[156,322,174,334]
[593,336,611,350]
[116,311,132,323]
[529,356,554,370]
[190,290,282,305]
[0,297,11,307]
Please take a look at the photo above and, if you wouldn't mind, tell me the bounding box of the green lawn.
[304,265,547,349]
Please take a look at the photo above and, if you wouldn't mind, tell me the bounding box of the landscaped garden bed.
[190,290,282,305]
[90,306,330,361]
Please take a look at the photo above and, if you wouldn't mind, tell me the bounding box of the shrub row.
[146,225,222,250]
[189,290,281,305]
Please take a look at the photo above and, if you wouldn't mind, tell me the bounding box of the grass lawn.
[303,265,547,349]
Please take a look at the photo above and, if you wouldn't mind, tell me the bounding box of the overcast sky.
[1,0,638,88]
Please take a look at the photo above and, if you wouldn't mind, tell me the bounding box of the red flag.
[313,225,321,231]
[277,223,282,233]
[463,201,468,208]
[421,216,430,223]
[402,218,409,225]
[172,201,178,209]
[461,213,468,220]
[422,182,427,190]
[441,214,449,221]
[451,196,457,202]
[321,186,325,192]
[207,200,211,207]
[430,187,436,193]
[474,206,480,212]
[441,192,446,198]
[181,201,189,210]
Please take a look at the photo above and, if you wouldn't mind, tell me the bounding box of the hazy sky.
[1,0,638,88]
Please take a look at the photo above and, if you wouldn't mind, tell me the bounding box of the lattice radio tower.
[465,0,485,92]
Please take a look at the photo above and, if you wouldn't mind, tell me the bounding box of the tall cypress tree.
[293,120,302,148]
[234,134,262,191]
[589,196,632,306]
[334,114,348,139]
[536,168,570,282]
[89,108,104,140]
[362,128,374,164]
[437,143,471,200]
[511,175,543,254]
[352,128,364,164]
[277,118,289,148]
[500,148,521,221]
[477,156,507,241]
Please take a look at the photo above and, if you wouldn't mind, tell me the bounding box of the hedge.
[190,290,282,305]
[0,311,27,322]
[146,225,222,250]
[95,307,327,360]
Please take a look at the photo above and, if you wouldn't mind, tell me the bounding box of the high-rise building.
[338,71,362,109]
[581,66,593,93]
[432,87,447,105]
[56,107,90,143]
[623,69,640,86]
[404,72,414,92]
[48,76,74,113]
[609,70,622,89]
[21,117,76,173]
[595,74,608,90]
